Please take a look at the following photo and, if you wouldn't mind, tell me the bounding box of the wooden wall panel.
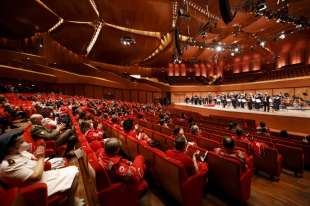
[131,90,138,102]
[123,90,130,102]
[146,92,153,103]
[85,85,94,98]
[138,91,146,103]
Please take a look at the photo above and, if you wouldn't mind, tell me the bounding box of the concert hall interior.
[1,0,310,206]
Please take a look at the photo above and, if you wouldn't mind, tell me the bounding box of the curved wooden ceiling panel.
[41,0,98,22]
[95,0,172,33]
[0,0,58,38]
[89,27,160,65]
[50,22,94,55]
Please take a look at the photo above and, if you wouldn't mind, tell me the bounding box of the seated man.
[256,121,270,136]
[97,138,147,196]
[214,137,250,170]
[30,114,76,156]
[0,129,80,205]
[166,135,207,177]
[159,118,169,128]
[232,129,250,143]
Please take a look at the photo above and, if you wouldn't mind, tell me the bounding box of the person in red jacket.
[97,138,147,196]
[214,136,251,170]
[166,135,207,177]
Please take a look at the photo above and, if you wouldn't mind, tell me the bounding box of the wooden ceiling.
[0,0,309,69]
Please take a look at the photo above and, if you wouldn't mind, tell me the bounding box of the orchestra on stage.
[184,93,310,112]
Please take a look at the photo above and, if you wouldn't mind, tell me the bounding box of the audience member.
[0,129,80,205]
[30,114,76,156]
[97,138,147,196]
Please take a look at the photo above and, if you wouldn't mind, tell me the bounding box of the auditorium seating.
[253,147,282,180]
[0,182,69,206]
[206,151,253,203]
[275,144,304,176]
[153,152,207,206]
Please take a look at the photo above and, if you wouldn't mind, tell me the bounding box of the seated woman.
[0,129,80,205]
[214,137,250,170]
[166,135,207,177]
[97,138,147,196]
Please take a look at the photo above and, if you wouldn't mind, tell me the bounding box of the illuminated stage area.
[172,103,310,134]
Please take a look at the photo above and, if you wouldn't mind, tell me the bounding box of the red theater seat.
[275,144,304,176]
[153,152,207,206]
[253,147,282,180]
[206,151,253,203]
[197,137,220,151]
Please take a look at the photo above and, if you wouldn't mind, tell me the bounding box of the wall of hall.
[170,76,310,103]
[47,83,162,104]
[0,79,163,104]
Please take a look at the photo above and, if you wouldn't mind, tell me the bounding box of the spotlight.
[216,45,223,52]
[260,41,266,47]
[234,47,239,52]
[120,36,136,46]
[231,52,235,56]
[279,33,286,39]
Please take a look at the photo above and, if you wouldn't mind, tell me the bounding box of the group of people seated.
[0,91,309,206]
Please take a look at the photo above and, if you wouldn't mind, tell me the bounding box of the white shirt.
[0,151,79,196]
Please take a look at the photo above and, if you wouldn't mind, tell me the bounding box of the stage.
[172,103,310,135]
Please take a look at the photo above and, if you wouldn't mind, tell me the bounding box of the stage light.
[120,36,136,46]
[216,45,223,52]
[234,47,239,52]
[279,33,286,39]
[260,41,266,47]
[130,74,141,79]
[231,52,235,56]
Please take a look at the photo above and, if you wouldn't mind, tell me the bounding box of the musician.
[240,94,246,109]
[273,95,281,111]
[247,94,253,110]
[263,93,270,112]
[254,94,262,110]
[222,95,227,108]
[232,95,237,109]
[208,93,212,104]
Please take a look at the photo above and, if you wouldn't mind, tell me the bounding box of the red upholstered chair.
[301,144,310,169]
[88,152,138,206]
[126,135,139,159]
[153,152,207,206]
[206,151,253,203]
[0,174,67,206]
[275,143,304,176]
[152,131,169,150]
[235,140,251,154]
[197,137,220,151]
[161,127,172,135]
[253,147,282,180]
[152,124,161,132]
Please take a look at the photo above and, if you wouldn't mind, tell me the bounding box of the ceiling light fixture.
[120,36,136,46]
[260,41,266,47]
[279,33,286,39]
[215,45,223,52]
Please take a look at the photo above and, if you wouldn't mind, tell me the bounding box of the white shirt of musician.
[0,151,79,196]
